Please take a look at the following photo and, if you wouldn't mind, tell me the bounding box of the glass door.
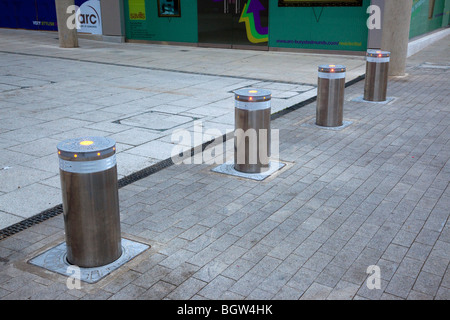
[198,0,269,50]
[198,0,233,48]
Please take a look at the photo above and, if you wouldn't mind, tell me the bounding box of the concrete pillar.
[380,0,413,76]
[100,0,126,43]
[55,0,78,48]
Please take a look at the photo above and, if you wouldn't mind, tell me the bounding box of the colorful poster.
[129,0,146,20]
[239,0,269,43]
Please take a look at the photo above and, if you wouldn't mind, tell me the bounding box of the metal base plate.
[29,238,149,284]
[351,95,395,104]
[301,120,353,131]
[212,161,286,181]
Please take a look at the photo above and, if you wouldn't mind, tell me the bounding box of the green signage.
[270,0,369,51]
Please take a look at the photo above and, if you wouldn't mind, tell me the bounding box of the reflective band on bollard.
[364,50,390,102]
[58,155,117,174]
[234,88,271,174]
[57,137,122,268]
[316,64,346,127]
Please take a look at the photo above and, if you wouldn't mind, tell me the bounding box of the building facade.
[0,0,449,53]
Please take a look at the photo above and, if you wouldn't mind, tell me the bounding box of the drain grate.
[0,205,63,241]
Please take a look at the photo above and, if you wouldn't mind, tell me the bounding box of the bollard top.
[57,136,116,161]
[366,49,390,58]
[234,88,272,103]
[318,64,346,73]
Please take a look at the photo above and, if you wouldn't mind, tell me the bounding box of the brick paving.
[0,33,449,300]
[0,29,367,229]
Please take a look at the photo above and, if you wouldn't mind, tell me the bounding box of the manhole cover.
[113,111,198,132]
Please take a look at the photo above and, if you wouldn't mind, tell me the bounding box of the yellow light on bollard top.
[80,140,94,146]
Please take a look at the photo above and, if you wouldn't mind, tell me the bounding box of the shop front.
[123,0,370,52]
[1,0,448,53]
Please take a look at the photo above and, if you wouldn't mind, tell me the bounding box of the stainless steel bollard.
[234,88,272,174]
[316,64,346,127]
[57,137,122,268]
[364,50,390,102]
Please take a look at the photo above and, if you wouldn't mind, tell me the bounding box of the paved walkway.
[0,29,366,230]
[0,30,449,301]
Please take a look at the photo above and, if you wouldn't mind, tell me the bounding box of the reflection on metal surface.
[364,50,390,102]
[234,88,271,173]
[57,137,122,268]
[316,64,346,127]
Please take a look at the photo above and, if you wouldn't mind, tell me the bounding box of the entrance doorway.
[197,0,269,50]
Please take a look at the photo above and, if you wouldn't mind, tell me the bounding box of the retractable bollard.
[316,65,346,127]
[57,137,122,268]
[234,88,272,174]
[364,50,390,102]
